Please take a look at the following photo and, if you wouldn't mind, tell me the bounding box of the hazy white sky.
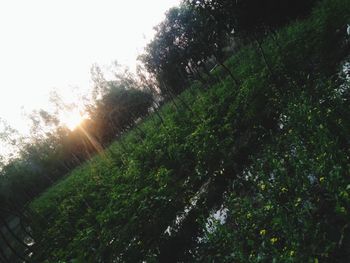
[0,0,180,135]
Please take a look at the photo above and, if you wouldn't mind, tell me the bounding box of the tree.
[88,80,153,144]
[188,0,319,38]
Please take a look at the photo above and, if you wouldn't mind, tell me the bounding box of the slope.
[29,0,350,261]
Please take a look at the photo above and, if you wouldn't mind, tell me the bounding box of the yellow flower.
[295,197,302,207]
[289,250,295,256]
[340,191,349,199]
[260,229,267,236]
[319,177,325,183]
[270,237,278,244]
[264,205,272,211]
[281,187,288,193]
[260,184,266,191]
[338,206,346,214]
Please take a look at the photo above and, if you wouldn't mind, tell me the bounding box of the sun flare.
[61,110,84,131]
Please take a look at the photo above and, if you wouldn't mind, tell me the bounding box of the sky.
[0,0,181,137]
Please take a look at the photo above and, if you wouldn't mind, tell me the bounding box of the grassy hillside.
[30,0,350,261]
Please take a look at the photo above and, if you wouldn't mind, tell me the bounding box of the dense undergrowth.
[30,0,350,261]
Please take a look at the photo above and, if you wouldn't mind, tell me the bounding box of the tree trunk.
[217,60,239,86]
[253,35,275,78]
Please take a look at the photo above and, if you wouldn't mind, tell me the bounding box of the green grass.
[30,0,350,261]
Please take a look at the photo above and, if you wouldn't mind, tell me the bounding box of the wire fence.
[0,207,34,263]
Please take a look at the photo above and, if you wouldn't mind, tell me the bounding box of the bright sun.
[60,110,84,131]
